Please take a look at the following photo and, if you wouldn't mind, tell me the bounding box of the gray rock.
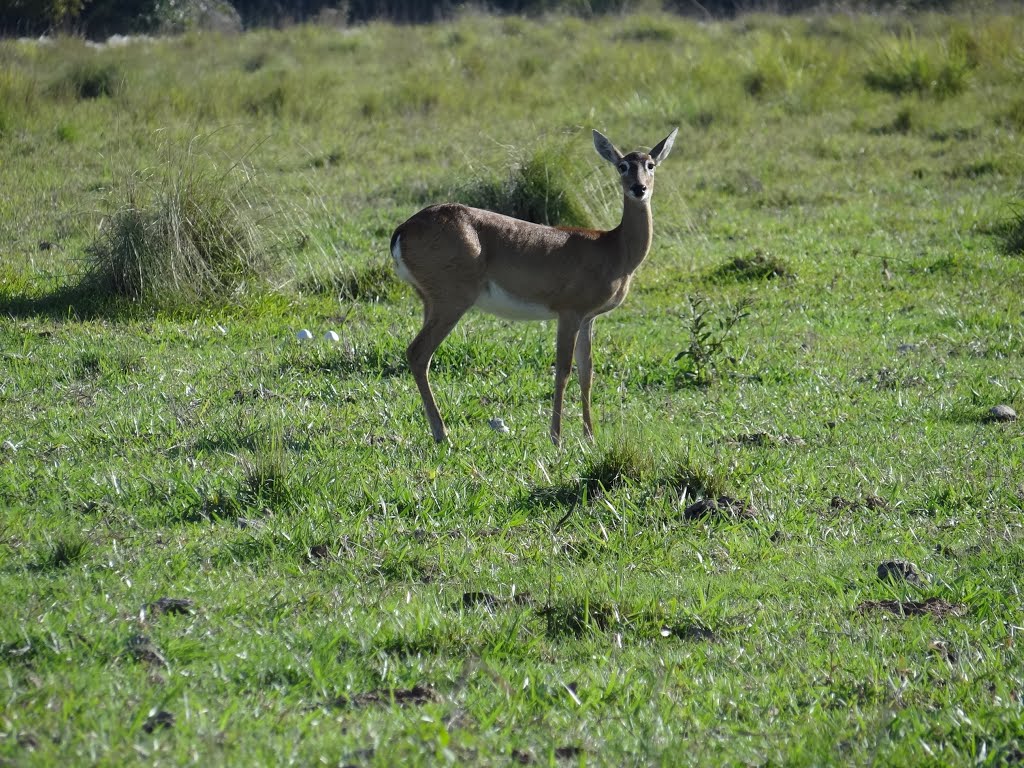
[878,560,923,586]
[988,404,1017,422]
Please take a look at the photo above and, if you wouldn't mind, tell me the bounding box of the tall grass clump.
[239,435,294,510]
[35,533,89,571]
[0,68,36,134]
[583,436,654,495]
[84,138,276,306]
[1002,201,1024,257]
[48,51,124,100]
[864,29,973,99]
[458,142,594,227]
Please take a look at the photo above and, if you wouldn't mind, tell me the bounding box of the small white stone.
[488,417,510,434]
[324,330,340,342]
[296,329,313,341]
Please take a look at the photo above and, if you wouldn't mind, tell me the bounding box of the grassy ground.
[2,6,1023,766]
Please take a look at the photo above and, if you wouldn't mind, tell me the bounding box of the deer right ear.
[593,130,623,165]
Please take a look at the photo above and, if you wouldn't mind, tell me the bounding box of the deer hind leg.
[408,300,473,443]
[396,216,483,443]
[574,317,595,440]
[551,314,583,446]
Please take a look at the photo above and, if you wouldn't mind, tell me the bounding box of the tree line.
[0,0,954,39]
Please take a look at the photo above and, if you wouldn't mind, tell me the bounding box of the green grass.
[2,7,1024,766]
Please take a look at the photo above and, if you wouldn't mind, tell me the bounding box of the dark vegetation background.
[1,0,957,38]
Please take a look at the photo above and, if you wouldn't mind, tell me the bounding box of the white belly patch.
[474,281,556,321]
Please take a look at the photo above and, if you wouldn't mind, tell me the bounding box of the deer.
[390,127,678,446]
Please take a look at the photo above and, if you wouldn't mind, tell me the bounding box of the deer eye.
[646,161,656,171]
[617,162,629,175]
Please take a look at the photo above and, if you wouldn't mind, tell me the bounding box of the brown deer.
[390,128,677,445]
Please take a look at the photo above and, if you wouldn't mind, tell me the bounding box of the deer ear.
[593,130,623,165]
[650,128,678,166]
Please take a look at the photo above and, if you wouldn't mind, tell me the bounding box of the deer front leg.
[551,314,582,446]
[574,317,595,440]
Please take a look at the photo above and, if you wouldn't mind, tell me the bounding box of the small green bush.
[666,460,729,503]
[1005,99,1024,131]
[36,534,89,570]
[709,252,790,282]
[52,58,123,100]
[458,143,593,227]
[673,294,753,387]
[84,139,275,306]
[0,68,36,134]
[1003,203,1024,257]
[239,438,293,509]
[864,30,973,99]
[582,437,652,495]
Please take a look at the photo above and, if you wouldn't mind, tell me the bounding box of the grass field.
[2,5,1024,766]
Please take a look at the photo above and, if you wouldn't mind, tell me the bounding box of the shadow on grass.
[0,285,146,322]
[277,348,407,379]
[538,597,724,641]
[519,441,658,514]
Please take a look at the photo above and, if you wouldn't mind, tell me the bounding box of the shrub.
[582,437,652,495]
[36,534,89,570]
[665,458,729,504]
[239,436,293,509]
[709,252,790,282]
[673,294,753,386]
[51,58,123,100]
[458,142,593,227]
[84,138,276,306]
[0,68,37,135]
[864,30,973,99]
[1003,202,1024,257]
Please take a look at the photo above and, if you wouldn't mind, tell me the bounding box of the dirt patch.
[660,622,717,642]
[683,495,756,521]
[308,537,355,561]
[511,746,585,764]
[142,710,175,733]
[126,634,167,666]
[460,591,531,610]
[728,432,805,447]
[830,494,889,512]
[856,597,966,618]
[332,684,437,709]
[146,597,194,617]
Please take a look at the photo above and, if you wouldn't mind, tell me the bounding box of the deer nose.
[631,184,647,198]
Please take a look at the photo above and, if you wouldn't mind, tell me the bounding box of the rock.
[127,634,166,666]
[877,560,923,586]
[488,417,510,434]
[988,404,1017,422]
[147,597,194,616]
[864,494,888,511]
[683,495,755,521]
[142,710,175,733]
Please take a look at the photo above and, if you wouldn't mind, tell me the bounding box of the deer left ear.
[593,130,623,165]
[650,128,678,166]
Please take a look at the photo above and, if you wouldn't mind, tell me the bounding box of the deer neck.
[611,195,654,275]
